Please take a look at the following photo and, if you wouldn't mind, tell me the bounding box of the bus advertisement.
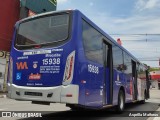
[7,10,150,112]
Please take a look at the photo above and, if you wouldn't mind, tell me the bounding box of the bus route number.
[88,64,99,74]
[42,58,60,65]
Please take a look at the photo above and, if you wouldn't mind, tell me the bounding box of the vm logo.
[16,62,28,70]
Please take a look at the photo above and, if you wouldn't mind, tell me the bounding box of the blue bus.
[7,10,150,112]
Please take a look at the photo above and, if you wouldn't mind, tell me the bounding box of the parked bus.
[7,10,150,112]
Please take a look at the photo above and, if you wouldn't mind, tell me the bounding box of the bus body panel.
[8,84,79,104]
[8,11,81,104]
[10,11,77,88]
[11,47,64,87]
[75,12,104,107]
[11,43,78,87]
[77,12,113,107]
[124,73,133,102]
[112,70,123,105]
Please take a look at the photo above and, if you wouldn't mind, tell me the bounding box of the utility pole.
[20,0,29,19]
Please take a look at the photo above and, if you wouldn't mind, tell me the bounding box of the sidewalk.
[0,92,6,98]
[147,89,160,103]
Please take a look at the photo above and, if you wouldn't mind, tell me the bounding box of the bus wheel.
[66,104,80,111]
[116,90,125,113]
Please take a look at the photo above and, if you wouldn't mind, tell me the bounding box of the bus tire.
[116,90,125,113]
[66,104,80,111]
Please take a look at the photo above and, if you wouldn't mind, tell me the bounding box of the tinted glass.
[123,52,132,74]
[113,45,123,71]
[16,14,69,46]
[82,20,103,64]
[138,64,146,80]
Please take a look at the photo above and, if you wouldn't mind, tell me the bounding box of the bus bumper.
[7,84,79,104]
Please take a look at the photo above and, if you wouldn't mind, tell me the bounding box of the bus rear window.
[16,14,70,47]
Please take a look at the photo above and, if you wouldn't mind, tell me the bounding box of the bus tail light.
[63,51,75,85]
[66,94,73,97]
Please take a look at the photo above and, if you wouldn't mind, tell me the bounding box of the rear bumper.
[7,84,79,104]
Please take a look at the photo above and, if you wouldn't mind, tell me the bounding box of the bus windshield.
[16,13,70,48]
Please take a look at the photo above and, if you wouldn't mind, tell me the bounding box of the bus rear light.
[81,80,86,84]
[86,92,89,96]
[67,56,73,80]
[34,45,41,49]
[63,51,75,85]
[66,94,73,97]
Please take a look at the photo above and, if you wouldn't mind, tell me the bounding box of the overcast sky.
[57,0,160,67]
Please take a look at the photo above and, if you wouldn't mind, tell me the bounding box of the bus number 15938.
[42,58,60,65]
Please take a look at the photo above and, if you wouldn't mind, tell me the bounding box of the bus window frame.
[14,11,73,50]
[82,18,113,65]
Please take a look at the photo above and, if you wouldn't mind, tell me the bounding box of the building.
[0,0,20,91]
[150,71,160,89]
[20,0,57,18]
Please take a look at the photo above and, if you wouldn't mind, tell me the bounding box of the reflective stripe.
[63,51,75,85]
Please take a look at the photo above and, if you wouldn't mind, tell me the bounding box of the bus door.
[132,60,137,100]
[103,40,113,105]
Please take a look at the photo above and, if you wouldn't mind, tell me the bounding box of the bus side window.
[82,20,103,64]
[112,45,123,72]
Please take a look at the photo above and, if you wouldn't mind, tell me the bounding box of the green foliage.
[148,67,160,72]
[49,0,57,6]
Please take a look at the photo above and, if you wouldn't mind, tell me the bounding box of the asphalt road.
[17,102,159,120]
[0,89,159,120]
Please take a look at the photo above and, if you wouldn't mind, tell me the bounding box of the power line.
[140,60,159,61]
[120,39,160,42]
[138,57,160,59]
[130,49,160,51]
[110,34,160,36]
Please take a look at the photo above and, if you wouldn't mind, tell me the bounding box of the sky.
[57,0,160,67]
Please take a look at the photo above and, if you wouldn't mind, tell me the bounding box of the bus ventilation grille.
[24,92,42,96]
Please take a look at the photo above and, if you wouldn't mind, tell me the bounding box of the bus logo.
[29,73,41,80]
[16,62,28,70]
[16,73,22,80]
